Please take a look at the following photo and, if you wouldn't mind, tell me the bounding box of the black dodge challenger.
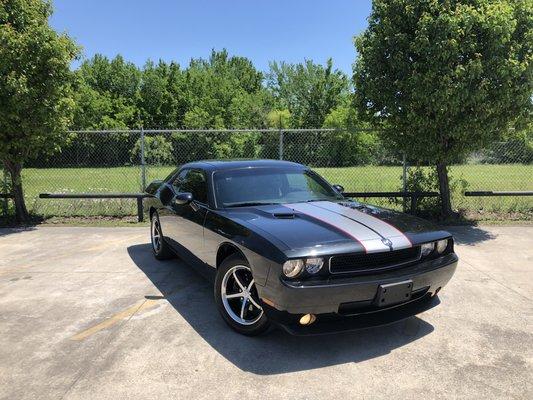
[144,160,458,335]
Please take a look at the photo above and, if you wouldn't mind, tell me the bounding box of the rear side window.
[180,169,208,204]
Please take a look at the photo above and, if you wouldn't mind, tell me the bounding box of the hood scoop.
[272,212,296,219]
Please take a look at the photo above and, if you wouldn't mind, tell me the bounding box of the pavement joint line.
[460,258,530,302]
[70,299,159,341]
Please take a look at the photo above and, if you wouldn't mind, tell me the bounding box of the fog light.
[299,314,316,325]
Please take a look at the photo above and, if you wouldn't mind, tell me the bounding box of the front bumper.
[258,253,458,334]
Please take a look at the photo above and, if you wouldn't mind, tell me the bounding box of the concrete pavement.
[0,225,531,399]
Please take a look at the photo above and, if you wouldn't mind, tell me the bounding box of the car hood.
[224,200,450,255]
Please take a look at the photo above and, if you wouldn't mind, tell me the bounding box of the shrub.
[130,135,174,165]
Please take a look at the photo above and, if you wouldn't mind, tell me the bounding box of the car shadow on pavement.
[127,243,436,375]
[445,225,496,246]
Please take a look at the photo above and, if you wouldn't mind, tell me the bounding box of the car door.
[161,168,209,261]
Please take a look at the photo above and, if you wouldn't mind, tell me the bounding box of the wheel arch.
[216,242,247,269]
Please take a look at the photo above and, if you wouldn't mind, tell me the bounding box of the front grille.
[329,247,421,274]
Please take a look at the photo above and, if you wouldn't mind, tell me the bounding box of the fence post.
[140,127,146,191]
[402,154,408,212]
[2,169,8,217]
[278,128,284,160]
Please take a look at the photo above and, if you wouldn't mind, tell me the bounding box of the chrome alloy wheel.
[221,265,263,325]
[151,216,162,253]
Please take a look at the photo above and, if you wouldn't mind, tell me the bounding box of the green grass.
[15,164,533,217]
[316,164,533,212]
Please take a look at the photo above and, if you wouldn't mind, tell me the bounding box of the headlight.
[283,259,304,277]
[305,258,324,274]
[436,239,448,254]
[283,258,324,277]
[421,242,435,257]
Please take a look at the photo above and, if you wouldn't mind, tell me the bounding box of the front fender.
[205,212,286,287]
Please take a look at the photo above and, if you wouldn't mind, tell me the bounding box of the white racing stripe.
[312,201,412,250]
[285,202,391,253]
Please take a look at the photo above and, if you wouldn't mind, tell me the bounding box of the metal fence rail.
[1,129,532,218]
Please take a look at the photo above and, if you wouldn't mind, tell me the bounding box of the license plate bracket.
[375,280,413,307]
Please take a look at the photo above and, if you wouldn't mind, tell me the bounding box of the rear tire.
[150,211,175,260]
[214,254,270,336]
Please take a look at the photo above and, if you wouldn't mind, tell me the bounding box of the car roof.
[180,159,305,171]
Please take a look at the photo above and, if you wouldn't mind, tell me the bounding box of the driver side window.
[171,169,189,193]
[171,168,208,204]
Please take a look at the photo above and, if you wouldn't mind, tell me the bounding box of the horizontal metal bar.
[464,191,533,197]
[39,193,148,199]
[67,128,378,134]
[0,193,13,198]
[344,191,439,198]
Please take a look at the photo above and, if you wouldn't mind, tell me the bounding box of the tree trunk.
[436,162,453,218]
[3,160,29,224]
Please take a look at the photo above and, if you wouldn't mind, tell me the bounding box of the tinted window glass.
[214,167,342,207]
[171,169,188,192]
[181,170,208,204]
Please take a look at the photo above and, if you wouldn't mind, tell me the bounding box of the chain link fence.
[1,129,532,219]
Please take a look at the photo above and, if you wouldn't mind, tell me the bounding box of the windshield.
[213,167,343,207]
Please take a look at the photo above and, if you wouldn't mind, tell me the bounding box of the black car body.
[144,160,458,335]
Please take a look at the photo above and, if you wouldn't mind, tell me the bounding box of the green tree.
[183,49,266,129]
[138,60,187,128]
[267,59,350,164]
[72,82,137,129]
[267,59,349,128]
[266,109,291,129]
[354,0,533,216]
[177,49,270,159]
[130,135,174,165]
[322,104,380,166]
[78,54,140,100]
[0,0,78,222]
[73,54,141,129]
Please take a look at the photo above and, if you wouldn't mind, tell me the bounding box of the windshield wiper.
[225,201,279,208]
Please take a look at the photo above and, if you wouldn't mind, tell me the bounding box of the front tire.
[150,211,175,260]
[214,254,270,336]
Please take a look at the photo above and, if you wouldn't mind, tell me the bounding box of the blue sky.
[50,0,372,74]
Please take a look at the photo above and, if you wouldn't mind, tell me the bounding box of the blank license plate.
[376,280,413,307]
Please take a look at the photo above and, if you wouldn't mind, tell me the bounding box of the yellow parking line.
[71,299,159,341]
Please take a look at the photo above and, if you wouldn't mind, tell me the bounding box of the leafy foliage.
[322,104,384,166]
[354,0,533,215]
[266,109,292,129]
[0,0,79,161]
[130,135,174,165]
[0,0,79,221]
[398,166,468,217]
[59,50,374,167]
[267,59,350,128]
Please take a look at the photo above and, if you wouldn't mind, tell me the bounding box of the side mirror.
[332,184,345,194]
[173,192,193,205]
